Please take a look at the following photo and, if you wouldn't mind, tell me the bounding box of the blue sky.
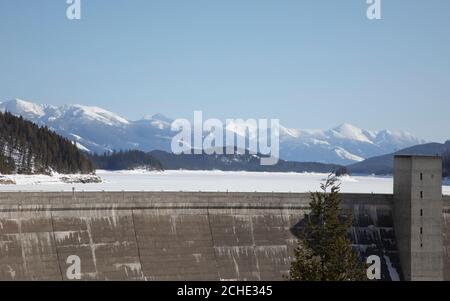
[0,0,449,142]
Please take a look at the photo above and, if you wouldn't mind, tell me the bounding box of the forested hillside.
[0,111,94,174]
[348,141,450,176]
[88,150,163,171]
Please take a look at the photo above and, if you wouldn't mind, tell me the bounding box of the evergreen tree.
[0,111,94,174]
[289,174,366,281]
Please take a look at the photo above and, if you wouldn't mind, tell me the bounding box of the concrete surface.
[394,156,443,281]
[0,191,398,281]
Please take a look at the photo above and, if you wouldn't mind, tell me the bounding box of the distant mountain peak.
[63,104,130,126]
[139,113,173,130]
[0,98,46,118]
[335,123,359,130]
[140,113,172,122]
[150,113,172,122]
[0,98,429,165]
[330,123,373,144]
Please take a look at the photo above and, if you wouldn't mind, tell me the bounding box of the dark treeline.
[89,148,340,173]
[88,150,163,171]
[0,111,94,174]
[148,148,342,173]
[443,148,450,178]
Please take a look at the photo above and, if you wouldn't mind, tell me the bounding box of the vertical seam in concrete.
[49,209,64,280]
[279,196,290,278]
[17,218,29,280]
[130,209,145,281]
[206,201,221,280]
[248,213,261,280]
[85,220,99,278]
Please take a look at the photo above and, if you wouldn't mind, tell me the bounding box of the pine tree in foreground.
[289,174,366,281]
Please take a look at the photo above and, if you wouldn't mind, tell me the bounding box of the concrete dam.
[0,156,448,281]
[0,191,402,281]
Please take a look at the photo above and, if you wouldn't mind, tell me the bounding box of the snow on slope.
[0,98,46,119]
[334,147,365,162]
[62,104,129,126]
[0,99,129,127]
[0,98,427,165]
[74,142,90,152]
[330,123,374,144]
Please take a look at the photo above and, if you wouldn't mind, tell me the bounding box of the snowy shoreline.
[0,173,102,186]
[0,169,449,195]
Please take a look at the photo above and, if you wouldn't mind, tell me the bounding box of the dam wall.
[443,196,450,280]
[0,192,399,281]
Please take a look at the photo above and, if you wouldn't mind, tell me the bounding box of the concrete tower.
[393,155,443,281]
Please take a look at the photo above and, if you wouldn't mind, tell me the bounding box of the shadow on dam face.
[289,194,402,281]
[0,191,447,281]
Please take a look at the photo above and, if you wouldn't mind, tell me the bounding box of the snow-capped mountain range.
[0,98,427,165]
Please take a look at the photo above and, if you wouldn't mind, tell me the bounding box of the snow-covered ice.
[0,170,449,195]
